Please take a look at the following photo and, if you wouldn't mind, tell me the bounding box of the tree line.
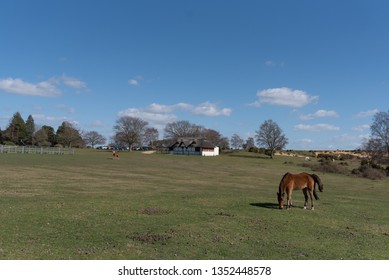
[0,112,105,148]
[1,110,388,161]
[0,112,288,156]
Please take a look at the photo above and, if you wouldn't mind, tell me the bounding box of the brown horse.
[277,172,324,210]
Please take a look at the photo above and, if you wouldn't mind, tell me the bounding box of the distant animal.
[112,150,119,159]
[277,172,324,210]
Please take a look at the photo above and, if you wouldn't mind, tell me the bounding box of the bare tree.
[244,137,255,150]
[230,134,244,150]
[113,116,148,149]
[143,127,159,147]
[83,131,106,148]
[164,120,204,140]
[202,129,225,147]
[255,119,288,158]
[362,137,386,163]
[370,110,389,156]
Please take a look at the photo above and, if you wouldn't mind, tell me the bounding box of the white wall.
[202,146,219,156]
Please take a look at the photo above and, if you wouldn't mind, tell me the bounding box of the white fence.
[0,145,74,155]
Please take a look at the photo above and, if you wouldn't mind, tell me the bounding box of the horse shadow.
[250,202,279,209]
[250,202,307,210]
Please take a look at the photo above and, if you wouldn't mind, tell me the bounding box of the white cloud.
[253,87,318,108]
[128,79,139,86]
[353,109,379,119]
[128,76,143,87]
[118,102,232,130]
[0,78,60,97]
[192,102,232,116]
[143,102,231,117]
[0,75,88,97]
[146,102,192,113]
[299,109,339,120]
[294,123,340,132]
[118,107,177,131]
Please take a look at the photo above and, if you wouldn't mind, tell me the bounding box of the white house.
[169,139,219,156]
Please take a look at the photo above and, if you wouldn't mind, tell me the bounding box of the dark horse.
[277,172,324,210]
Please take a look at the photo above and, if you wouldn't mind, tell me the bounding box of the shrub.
[302,160,349,175]
[351,159,388,180]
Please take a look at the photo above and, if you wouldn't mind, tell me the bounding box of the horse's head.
[277,192,284,209]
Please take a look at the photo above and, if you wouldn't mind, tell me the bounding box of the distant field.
[0,150,388,259]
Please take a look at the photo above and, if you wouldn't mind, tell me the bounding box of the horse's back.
[286,172,314,190]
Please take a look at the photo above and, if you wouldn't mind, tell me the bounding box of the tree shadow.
[250,202,279,209]
[228,154,271,160]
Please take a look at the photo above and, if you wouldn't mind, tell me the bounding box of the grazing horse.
[277,172,324,210]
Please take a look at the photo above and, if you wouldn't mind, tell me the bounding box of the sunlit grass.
[0,150,388,259]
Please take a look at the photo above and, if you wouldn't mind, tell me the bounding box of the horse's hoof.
[303,206,307,210]
[311,207,315,211]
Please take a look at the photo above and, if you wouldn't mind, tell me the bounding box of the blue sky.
[1,0,388,150]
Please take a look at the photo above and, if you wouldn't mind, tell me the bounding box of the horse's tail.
[313,188,320,200]
[311,174,323,200]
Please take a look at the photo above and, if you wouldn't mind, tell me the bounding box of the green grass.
[0,150,388,259]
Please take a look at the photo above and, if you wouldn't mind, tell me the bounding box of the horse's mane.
[278,172,289,194]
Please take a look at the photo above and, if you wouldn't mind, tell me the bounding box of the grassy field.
[0,150,388,260]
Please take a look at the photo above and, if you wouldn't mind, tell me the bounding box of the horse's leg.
[309,189,314,210]
[303,189,308,210]
[287,189,292,209]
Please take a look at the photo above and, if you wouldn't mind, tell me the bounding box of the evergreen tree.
[4,112,27,145]
[43,125,56,146]
[25,115,36,145]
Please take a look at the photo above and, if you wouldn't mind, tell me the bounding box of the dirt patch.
[215,212,234,217]
[142,151,156,155]
[138,207,171,215]
[130,232,172,244]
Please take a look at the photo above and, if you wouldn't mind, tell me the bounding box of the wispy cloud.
[56,104,76,114]
[253,87,318,108]
[60,75,87,90]
[264,60,285,68]
[32,114,77,125]
[353,109,379,119]
[352,124,370,132]
[299,109,339,120]
[294,123,340,132]
[0,75,88,97]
